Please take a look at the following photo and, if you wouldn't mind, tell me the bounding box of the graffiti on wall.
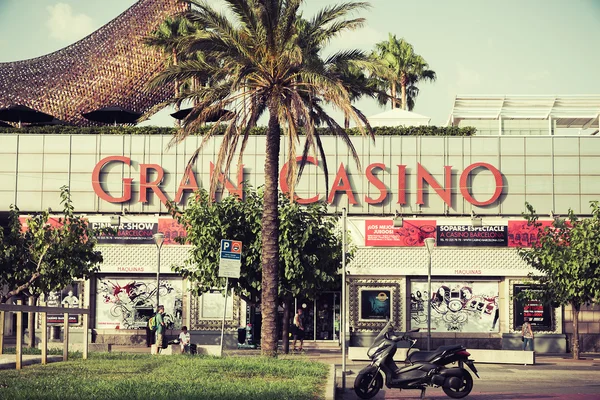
[411,281,498,332]
[96,278,182,330]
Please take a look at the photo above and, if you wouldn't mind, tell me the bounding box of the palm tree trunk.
[572,302,580,359]
[400,73,407,110]
[390,81,397,110]
[173,49,180,127]
[344,112,350,129]
[261,103,281,357]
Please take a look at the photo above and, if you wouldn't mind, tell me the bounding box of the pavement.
[1,347,599,400]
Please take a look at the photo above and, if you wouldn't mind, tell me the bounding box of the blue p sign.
[222,240,231,251]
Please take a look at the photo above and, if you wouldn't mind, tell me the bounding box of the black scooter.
[354,320,479,399]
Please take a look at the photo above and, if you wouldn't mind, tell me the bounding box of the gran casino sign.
[92,156,503,208]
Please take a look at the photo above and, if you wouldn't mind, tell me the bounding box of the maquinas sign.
[91,156,503,208]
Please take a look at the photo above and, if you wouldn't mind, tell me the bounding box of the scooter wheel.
[442,368,473,399]
[354,370,383,399]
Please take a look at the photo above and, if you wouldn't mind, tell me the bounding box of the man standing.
[292,308,304,352]
[156,305,166,354]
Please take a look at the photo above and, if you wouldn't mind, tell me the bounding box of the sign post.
[219,239,242,357]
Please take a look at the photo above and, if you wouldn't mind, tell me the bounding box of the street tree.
[0,186,105,346]
[517,202,600,359]
[170,186,351,353]
[149,0,373,356]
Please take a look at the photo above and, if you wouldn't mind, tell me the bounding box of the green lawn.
[0,353,329,400]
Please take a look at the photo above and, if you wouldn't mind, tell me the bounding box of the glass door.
[315,293,335,340]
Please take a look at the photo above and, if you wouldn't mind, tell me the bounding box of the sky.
[1,0,600,127]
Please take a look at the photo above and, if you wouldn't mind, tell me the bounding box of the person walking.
[155,305,166,354]
[522,318,534,365]
[292,308,305,352]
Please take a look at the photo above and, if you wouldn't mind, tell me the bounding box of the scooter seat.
[408,345,463,362]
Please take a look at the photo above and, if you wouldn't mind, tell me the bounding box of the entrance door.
[315,293,338,341]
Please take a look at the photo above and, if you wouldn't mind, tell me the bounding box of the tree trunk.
[400,74,408,111]
[572,302,580,359]
[390,81,397,109]
[173,48,180,127]
[344,112,350,130]
[282,297,292,354]
[260,103,281,357]
[27,295,38,349]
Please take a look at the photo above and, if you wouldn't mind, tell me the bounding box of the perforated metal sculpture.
[0,0,188,126]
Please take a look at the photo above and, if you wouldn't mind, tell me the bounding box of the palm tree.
[372,34,436,110]
[149,0,374,356]
[144,16,198,114]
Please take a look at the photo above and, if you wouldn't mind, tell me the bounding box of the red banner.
[365,220,436,247]
[507,220,554,247]
[158,218,187,245]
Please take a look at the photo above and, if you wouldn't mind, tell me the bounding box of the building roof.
[367,108,430,126]
[449,95,600,129]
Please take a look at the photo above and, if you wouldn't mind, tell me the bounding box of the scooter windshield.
[368,319,394,353]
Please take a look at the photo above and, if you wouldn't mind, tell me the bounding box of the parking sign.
[219,239,242,278]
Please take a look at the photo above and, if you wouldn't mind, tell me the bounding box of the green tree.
[170,186,352,353]
[0,186,106,347]
[149,0,373,356]
[372,33,436,110]
[517,202,600,359]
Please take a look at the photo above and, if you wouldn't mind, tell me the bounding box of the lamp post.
[341,207,347,387]
[424,237,435,351]
[153,233,165,308]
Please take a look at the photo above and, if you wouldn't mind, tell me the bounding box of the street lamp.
[153,233,165,308]
[424,237,435,351]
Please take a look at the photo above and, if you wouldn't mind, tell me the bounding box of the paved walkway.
[0,354,63,370]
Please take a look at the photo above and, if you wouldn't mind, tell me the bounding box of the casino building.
[1,95,599,353]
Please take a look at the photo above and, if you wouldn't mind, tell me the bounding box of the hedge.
[0,125,476,136]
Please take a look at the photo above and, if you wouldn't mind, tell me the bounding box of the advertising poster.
[19,216,65,232]
[360,290,391,320]
[46,283,81,324]
[513,284,553,330]
[199,291,234,319]
[90,221,157,244]
[95,277,182,330]
[158,218,188,245]
[410,281,499,332]
[436,225,507,247]
[365,220,436,247]
[507,220,554,248]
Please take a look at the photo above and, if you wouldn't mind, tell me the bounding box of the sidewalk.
[0,354,63,370]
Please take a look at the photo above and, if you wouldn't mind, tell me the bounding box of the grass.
[0,353,329,400]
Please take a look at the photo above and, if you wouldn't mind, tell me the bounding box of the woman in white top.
[522,319,534,351]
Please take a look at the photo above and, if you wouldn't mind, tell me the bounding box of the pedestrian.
[179,325,191,354]
[522,318,534,352]
[292,308,305,352]
[155,305,166,354]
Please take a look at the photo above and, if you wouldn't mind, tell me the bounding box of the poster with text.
[90,221,157,244]
[95,277,182,330]
[507,220,554,248]
[513,284,553,330]
[360,290,391,320]
[365,220,436,247]
[46,283,81,324]
[158,218,188,245]
[436,225,507,247]
[410,281,499,332]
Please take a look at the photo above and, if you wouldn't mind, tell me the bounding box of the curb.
[325,364,336,400]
